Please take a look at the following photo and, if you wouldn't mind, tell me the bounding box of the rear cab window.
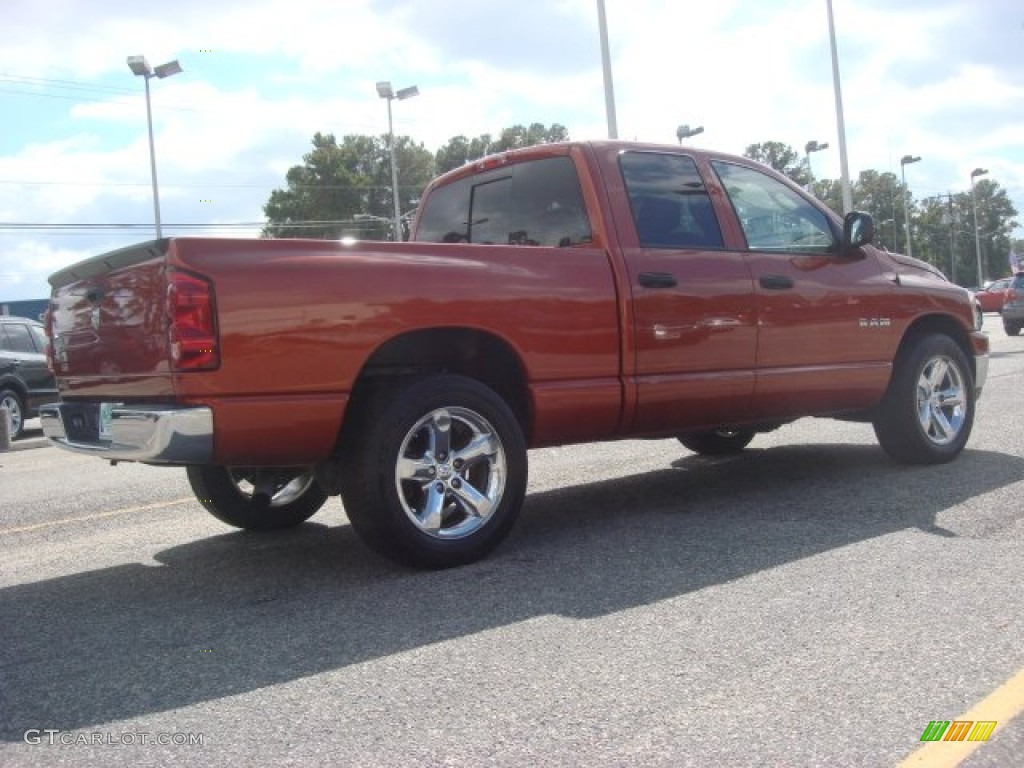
[415,156,592,247]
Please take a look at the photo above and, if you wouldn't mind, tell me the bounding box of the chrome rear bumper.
[40,402,212,463]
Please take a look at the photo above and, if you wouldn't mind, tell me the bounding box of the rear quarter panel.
[167,238,622,462]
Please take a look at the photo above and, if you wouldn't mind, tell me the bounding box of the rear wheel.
[0,388,25,440]
[872,334,974,464]
[678,428,756,455]
[340,375,527,569]
[186,466,328,530]
[1003,320,1021,336]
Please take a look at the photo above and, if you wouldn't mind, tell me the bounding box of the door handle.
[638,272,678,289]
[759,275,794,290]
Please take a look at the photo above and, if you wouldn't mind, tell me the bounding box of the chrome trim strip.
[40,403,212,463]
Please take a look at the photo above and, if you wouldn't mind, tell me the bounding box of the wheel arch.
[340,327,532,446]
[0,376,28,402]
[893,314,976,384]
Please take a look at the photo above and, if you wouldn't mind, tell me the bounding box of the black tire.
[1004,321,1021,337]
[0,388,26,440]
[678,428,756,455]
[872,334,974,464]
[186,465,328,530]
[340,374,527,569]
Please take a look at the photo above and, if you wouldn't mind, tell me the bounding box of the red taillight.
[167,271,219,371]
[43,306,55,373]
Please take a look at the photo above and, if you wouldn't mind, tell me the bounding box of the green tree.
[263,132,366,239]
[853,170,904,252]
[970,179,1018,282]
[263,132,435,240]
[905,182,1018,285]
[435,134,496,175]
[494,122,569,151]
[435,123,569,175]
[743,141,810,186]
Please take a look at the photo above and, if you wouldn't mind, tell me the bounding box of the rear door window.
[619,152,724,249]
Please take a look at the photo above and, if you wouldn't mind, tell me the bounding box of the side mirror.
[842,211,874,252]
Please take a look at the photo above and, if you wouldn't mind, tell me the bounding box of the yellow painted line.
[0,497,194,535]
[897,666,1024,767]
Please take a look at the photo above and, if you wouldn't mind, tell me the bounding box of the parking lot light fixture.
[127,55,182,240]
[675,124,704,144]
[900,154,921,257]
[971,167,989,284]
[377,81,419,241]
[804,140,829,187]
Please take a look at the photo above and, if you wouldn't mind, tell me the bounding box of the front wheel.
[1004,321,1021,337]
[678,428,756,455]
[186,466,328,530]
[872,334,974,464]
[340,375,527,569]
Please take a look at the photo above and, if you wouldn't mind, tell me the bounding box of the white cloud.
[1,0,1021,302]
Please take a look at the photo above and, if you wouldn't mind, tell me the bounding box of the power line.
[0,72,137,94]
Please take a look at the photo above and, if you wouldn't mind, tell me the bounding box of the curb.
[8,437,51,452]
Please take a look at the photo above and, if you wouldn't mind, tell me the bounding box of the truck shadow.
[1,444,1021,739]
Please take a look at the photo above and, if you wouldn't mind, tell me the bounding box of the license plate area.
[62,403,120,443]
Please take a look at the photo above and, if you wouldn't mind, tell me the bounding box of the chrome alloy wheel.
[1,392,23,437]
[916,354,967,446]
[228,469,317,506]
[394,407,506,540]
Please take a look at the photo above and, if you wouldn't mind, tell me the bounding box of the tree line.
[744,141,1020,286]
[262,123,567,241]
[264,131,1020,286]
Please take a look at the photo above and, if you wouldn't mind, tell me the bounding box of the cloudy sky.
[1,0,1022,301]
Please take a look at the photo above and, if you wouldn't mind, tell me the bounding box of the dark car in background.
[1,315,58,438]
[1001,274,1024,336]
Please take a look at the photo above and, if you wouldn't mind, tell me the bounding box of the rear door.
[613,150,758,434]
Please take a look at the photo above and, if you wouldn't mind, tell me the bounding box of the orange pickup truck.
[41,141,988,568]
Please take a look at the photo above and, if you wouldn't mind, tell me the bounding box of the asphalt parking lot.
[1,315,1021,767]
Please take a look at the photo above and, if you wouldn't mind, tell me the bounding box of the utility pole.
[947,193,956,283]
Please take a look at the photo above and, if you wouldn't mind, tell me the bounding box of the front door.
[709,160,896,418]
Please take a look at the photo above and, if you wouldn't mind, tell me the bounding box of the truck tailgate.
[49,240,174,398]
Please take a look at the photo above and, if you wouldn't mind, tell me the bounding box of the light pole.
[596,0,618,139]
[971,167,989,285]
[900,154,921,257]
[826,0,852,213]
[376,81,419,241]
[676,125,704,144]
[804,140,829,189]
[127,55,182,240]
